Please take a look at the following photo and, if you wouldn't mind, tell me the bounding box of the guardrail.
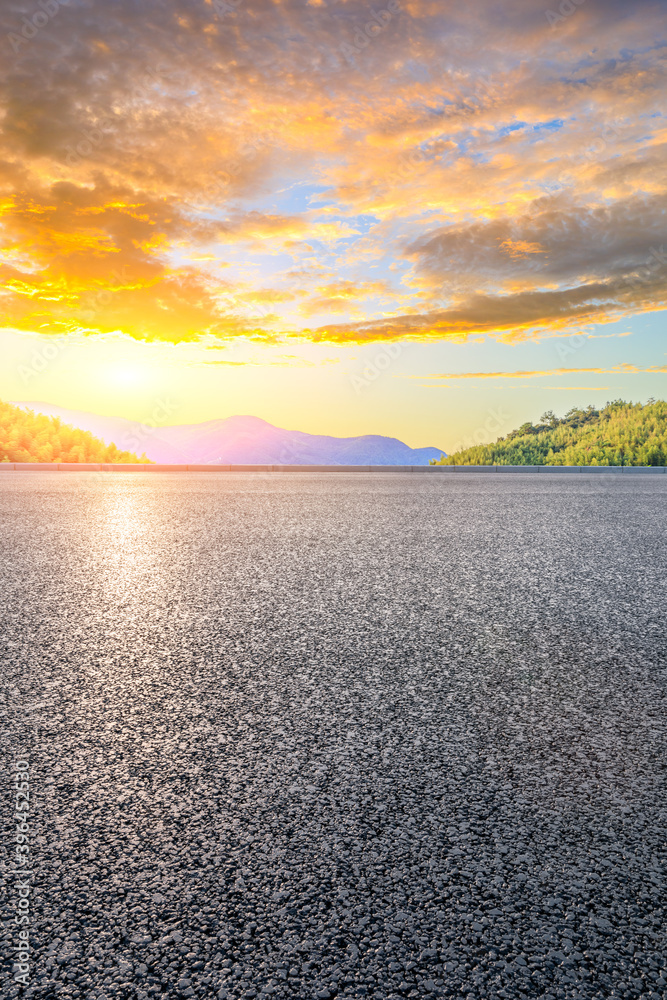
[1,464,666,473]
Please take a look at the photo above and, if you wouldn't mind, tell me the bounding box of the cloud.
[216,213,309,245]
[302,274,667,344]
[405,364,667,380]
[499,239,547,260]
[300,279,392,316]
[404,191,667,289]
[0,0,665,343]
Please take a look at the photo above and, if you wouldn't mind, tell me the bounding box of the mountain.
[434,399,667,466]
[1,400,146,464]
[10,402,185,462]
[11,403,445,465]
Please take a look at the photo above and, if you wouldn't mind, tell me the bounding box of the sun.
[105,364,150,389]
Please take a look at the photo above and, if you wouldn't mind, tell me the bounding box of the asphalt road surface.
[1,472,666,1000]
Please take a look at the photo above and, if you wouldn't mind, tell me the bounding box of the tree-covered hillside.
[434,399,667,466]
[0,400,148,464]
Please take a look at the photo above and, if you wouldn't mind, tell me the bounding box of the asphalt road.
[1,472,666,1000]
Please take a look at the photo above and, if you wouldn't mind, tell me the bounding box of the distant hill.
[11,403,445,465]
[433,399,667,466]
[0,400,147,464]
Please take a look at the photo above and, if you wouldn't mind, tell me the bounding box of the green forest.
[434,399,667,466]
[0,400,147,464]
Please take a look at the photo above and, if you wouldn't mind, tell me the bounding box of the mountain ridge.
[11,402,445,465]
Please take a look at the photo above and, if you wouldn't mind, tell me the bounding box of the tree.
[434,399,667,466]
[0,401,149,464]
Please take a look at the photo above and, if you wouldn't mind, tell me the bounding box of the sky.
[1,0,666,451]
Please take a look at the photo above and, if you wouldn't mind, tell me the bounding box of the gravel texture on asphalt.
[1,472,666,1000]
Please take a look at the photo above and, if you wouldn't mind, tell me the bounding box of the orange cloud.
[0,0,665,346]
[499,239,547,260]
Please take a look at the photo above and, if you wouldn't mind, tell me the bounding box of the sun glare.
[106,364,150,389]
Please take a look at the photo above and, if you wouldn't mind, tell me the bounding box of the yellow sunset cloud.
[0,0,665,347]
